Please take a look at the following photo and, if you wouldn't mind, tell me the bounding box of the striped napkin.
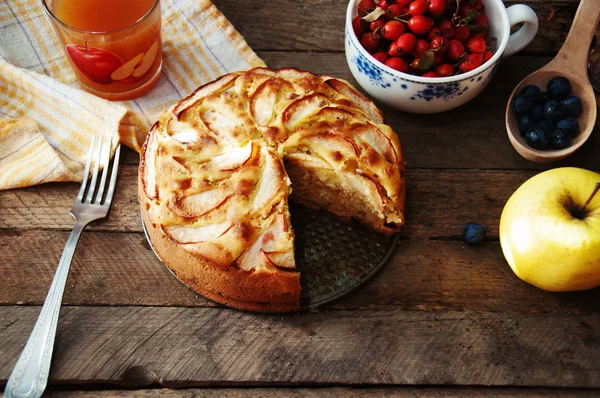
[0,0,265,190]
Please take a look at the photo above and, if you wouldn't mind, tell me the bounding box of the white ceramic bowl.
[345,0,539,113]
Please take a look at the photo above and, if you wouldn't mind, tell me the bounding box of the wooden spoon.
[506,0,600,163]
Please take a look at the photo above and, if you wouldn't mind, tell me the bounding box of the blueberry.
[544,100,566,123]
[556,117,580,137]
[525,125,549,149]
[537,119,555,134]
[518,114,536,135]
[511,95,533,115]
[462,222,486,245]
[535,91,553,104]
[549,129,572,149]
[561,95,582,117]
[547,76,571,99]
[520,85,542,99]
[532,104,544,121]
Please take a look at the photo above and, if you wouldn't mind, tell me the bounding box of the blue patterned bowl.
[345,0,538,114]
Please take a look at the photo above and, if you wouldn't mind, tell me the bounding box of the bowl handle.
[503,4,539,57]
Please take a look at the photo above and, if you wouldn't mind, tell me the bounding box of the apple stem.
[581,182,600,214]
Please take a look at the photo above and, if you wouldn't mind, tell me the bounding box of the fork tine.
[84,137,103,203]
[103,143,121,207]
[94,136,112,204]
[76,136,96,202]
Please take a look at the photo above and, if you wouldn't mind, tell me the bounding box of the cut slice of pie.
[139,67,405,311]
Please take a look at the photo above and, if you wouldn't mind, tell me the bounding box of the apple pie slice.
[139,67,405,311]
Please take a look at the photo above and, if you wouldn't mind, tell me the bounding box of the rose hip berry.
[382,20,405,41]
[355,0,494,77]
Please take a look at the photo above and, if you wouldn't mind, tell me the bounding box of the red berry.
[361,32,380,52]
[435,63,454,76]
[433,51,444,66]
[386,4,405,20]
[430,36,448,53]
[455,26,470,42]
[352,16,367,36]
[388,41,402,57]
[386,57,409,72]
[458,4,476,18]
[474,14,489,30]
[427,27,442,41]
[423,71,440,78]
[372,51,389,64]
[483,50,494,63]
[378,0,391,10]
[370,17,387,32]
[428,0,446,16]
[474,0,484,11]
[408,0,428,16]
[408,15,433,35]
[467,37,486,54]
[396,0,412,7]
[447,39,465,60]
[410,58,421,69]
[459,53,484,72]
[438,20,456,39]
[412,39,430,57]
[395,33,417,55]
[382,20,406,41]
[358,0,377,15]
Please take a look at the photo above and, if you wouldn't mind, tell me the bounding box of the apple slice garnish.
[142,127,158,199]
[163,220,233,244]
[261,249,295,269]
[284,152,332,169]
[237,213,293,271]
[342,170,385,213]
[300,132,359,167]
[353,123,398,165]
[251,150,286,213]
[173,73,237,116]
[325,77,385,124]
[110,53,144,81]
[132,41,159,78]
[209,142,255,171]
[168,189,232,218]
[250,77,295,126]
[168,119,202,144]
[282,93,330,131]
[65,45,124,85]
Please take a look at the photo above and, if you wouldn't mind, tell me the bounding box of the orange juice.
[45,0,162,100]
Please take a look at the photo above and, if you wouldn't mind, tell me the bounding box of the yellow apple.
[499,167,600,292]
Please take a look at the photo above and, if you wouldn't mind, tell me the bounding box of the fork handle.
[4,222,86,398]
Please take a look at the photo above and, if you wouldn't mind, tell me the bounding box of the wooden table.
[2,0,599,396]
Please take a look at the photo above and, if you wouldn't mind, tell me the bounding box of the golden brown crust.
[139,67,406,312]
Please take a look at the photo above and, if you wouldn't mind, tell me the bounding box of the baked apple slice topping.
[168,189,232,218]
[282,93,330,131]
[163,220,233,244]
[284,152,332,169]
[142,126,158,199]
[173,73,237,117]
[352,123,398,165]
[208,142,256,171]
[237,213,294,271]
[251,149,286,213]
[250,77,295,126]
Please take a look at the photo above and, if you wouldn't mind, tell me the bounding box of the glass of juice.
[42,0,162,101]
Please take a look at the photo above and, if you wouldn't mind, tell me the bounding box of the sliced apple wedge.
[251,150,286,213]
[282,93,330,131]
[168,189,232,218]
[353,123,398,165]
[300,132,359,166]
[173,73,237,116]
[163,220,233,244]
[132,41,159,78]
[250,77,295,126]
[237,213,292,271]
[261,249,295,269]
[142,127,158,199]
[111,53,144,81]
[208,142,255,171]
[325,77,384,124]
[341,170,385,213]
[284,152,332,169]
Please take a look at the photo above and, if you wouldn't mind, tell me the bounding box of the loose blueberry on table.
[353,0,495,76]
[511,77,583,151]
[462,222,486,245]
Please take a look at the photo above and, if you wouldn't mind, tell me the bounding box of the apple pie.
[139,68,405,311]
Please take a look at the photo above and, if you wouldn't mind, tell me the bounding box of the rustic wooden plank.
[1,306,599,387]
[120,53,600,170]
[212,0,589,55]
[42,387,600,397]
[2,230,599,312]
[3,168,595,235]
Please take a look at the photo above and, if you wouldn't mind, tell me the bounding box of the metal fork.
[4,136,121,398]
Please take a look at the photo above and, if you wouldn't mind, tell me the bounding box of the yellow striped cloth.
[0,0,265,190]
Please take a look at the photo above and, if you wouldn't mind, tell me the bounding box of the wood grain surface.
[1,306,599,388]
[2,0,600,395]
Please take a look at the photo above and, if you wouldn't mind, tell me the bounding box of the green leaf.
[418,51,435,71]
[463,9,480,24]
[362,7,386,22]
